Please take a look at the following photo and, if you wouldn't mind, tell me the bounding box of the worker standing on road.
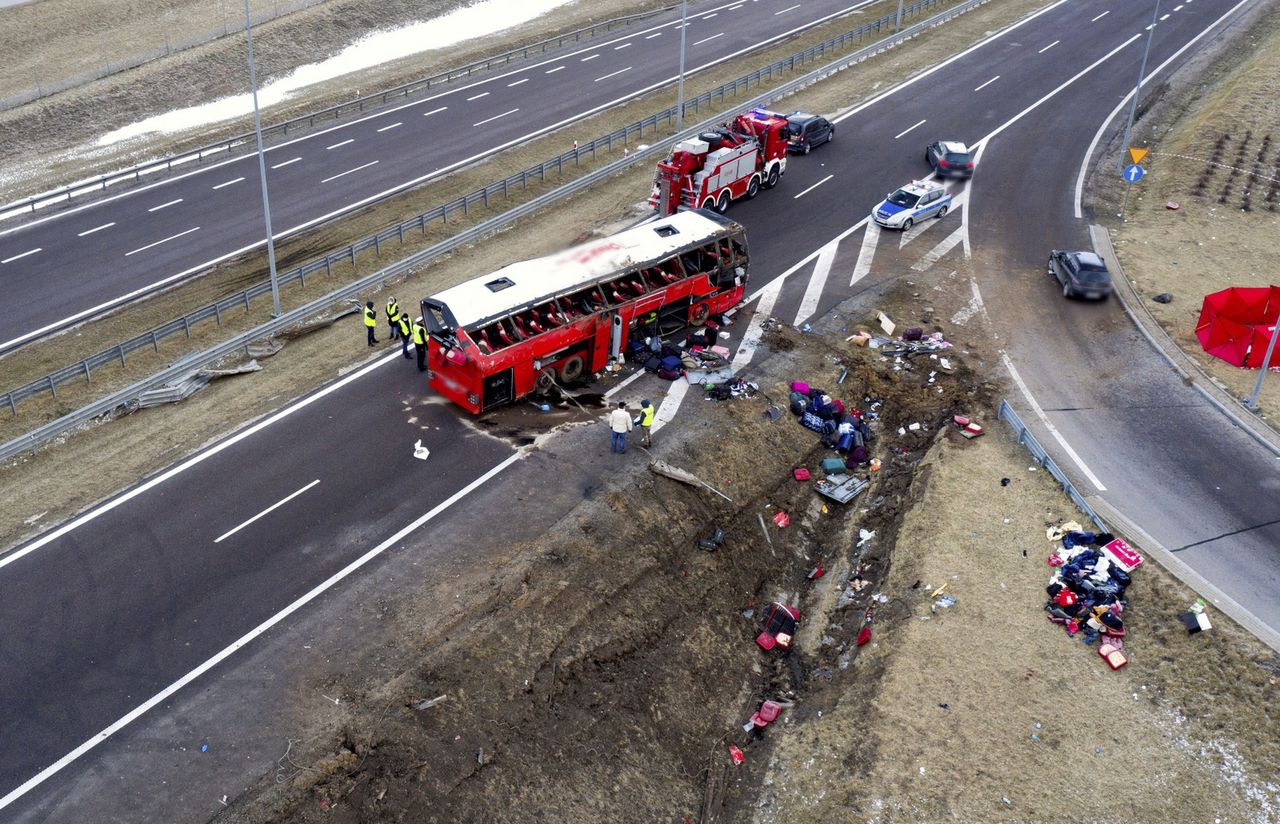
[412,318,428,372]
[609,401,633,454]
[397,313,413,359]
[386,297,402,340]
[363,301,378,346]
[635,399,655,447]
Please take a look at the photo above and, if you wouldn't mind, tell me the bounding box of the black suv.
[786,112,834,154]
[925,140,974,179]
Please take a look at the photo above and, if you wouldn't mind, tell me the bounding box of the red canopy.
[1196,286,1280,368]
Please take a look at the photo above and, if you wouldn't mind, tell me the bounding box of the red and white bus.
[420,209,749,414]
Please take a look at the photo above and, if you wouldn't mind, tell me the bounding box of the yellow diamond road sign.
[1129,147,1149,164]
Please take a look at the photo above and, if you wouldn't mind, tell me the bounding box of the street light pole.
[676,0,688,133]
[243,0,283,318]
[1246,307,1280,410]
[1117,0,1161,174]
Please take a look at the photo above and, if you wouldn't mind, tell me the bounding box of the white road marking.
[732,278,783,370]
[850,222,879,286]
[728,2,744,8]
[1,248,41,264]
[214,480,320,544]
[793,174,833,199]
[1002,353,1107,491]
[466,91,490,100]
[211,177,244,189]
[507,78,528,87]
[321,160,379,183]
[270,157,301,169]
[704,12,718,18]
[580,54,600,62]
[545,66,566,73]
[775,3,800,13]
[894,118,926,139]
[693,33,724,45]
[1146,24,1155,31]
[977,33,1141,149]
[124,227,199,256]
[594,67,633,82]
[473,108,519,127]
[77,223,115,237]
[376,122,402,132]
[1160,13,1170,20]
[0,424,520,813]
[326,138,354,149]
[900,188,964,248]
[614,43,632,50]
[1091,10,1110,20]
[644,32,662,39]
[973,75,1000,92]
[910,226,965,271]
[1074,0,1253,219]
[793,239,838,326]
[651,379,687,434]
[1038,40,1059,53]
[961,147,983,259]
[147,198,183,212]
[1173,4,1183,10]
[950,278,989,326]
[422,106,448,116]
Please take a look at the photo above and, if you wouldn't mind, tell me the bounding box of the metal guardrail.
[997,400,1108,533]
[0,0,987,460]
[0,7,674,219]
[0,0,328,112]
[1,0,972,415]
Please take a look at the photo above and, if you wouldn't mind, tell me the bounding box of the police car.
[871,180,952,231]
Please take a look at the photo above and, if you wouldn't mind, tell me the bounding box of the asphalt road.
[0,0,881,353]
[2,0,1274,818]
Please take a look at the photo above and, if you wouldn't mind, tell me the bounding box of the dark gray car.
[786,112,834,154]
[1048,250,1113,300]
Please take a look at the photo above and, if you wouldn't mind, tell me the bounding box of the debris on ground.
[1044,526,1141,659]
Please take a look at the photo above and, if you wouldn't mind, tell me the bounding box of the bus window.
[422,301,456,337]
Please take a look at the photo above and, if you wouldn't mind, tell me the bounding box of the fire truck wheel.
[745,176,761,200]
[559,355,585,382]
[691,302,710,326]
[702,196,717,210]
[765,166,780,189]
[535,366,557,393]
[714,191,730,213]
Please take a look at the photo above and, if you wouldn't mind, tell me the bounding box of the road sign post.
[1118,163,1145,222]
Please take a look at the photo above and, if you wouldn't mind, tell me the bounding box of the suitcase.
[657,367,680,381]
[793,467,810,481]
[790,380,810,395]
[1098,642,1128,670]
[1101,538,1143,572]
[644,355,661,373]
[821,457,846,474]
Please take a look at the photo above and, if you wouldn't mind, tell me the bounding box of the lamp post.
[1246,308,1280,410]
[243,0,283,318]
[1117,0,1161,175]
[676,0,688,133]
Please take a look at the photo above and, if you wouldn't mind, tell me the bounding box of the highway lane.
[0,0,882,352]
[2,0,1274,816]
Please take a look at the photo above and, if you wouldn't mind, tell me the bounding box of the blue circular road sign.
[1123,164,1146,183]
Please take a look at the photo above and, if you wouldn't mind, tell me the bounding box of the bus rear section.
[421,210,749,414]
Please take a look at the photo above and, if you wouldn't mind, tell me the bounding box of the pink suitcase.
[1102,538,1143,572]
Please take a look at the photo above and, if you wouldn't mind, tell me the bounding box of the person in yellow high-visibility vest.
[396,313,412,359]
[412,319,428,372]
[385,297,402,340]
[363,301,377,346]
[635,399,655,446]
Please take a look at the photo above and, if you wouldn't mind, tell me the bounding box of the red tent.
[1196,286,1280,368]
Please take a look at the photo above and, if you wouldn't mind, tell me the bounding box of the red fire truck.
[420,210,749,414]
[649,109,791,216]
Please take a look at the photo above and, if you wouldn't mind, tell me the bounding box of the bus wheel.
[690,302,710,326]
[535,366,557,393]
[559,355,585,382]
